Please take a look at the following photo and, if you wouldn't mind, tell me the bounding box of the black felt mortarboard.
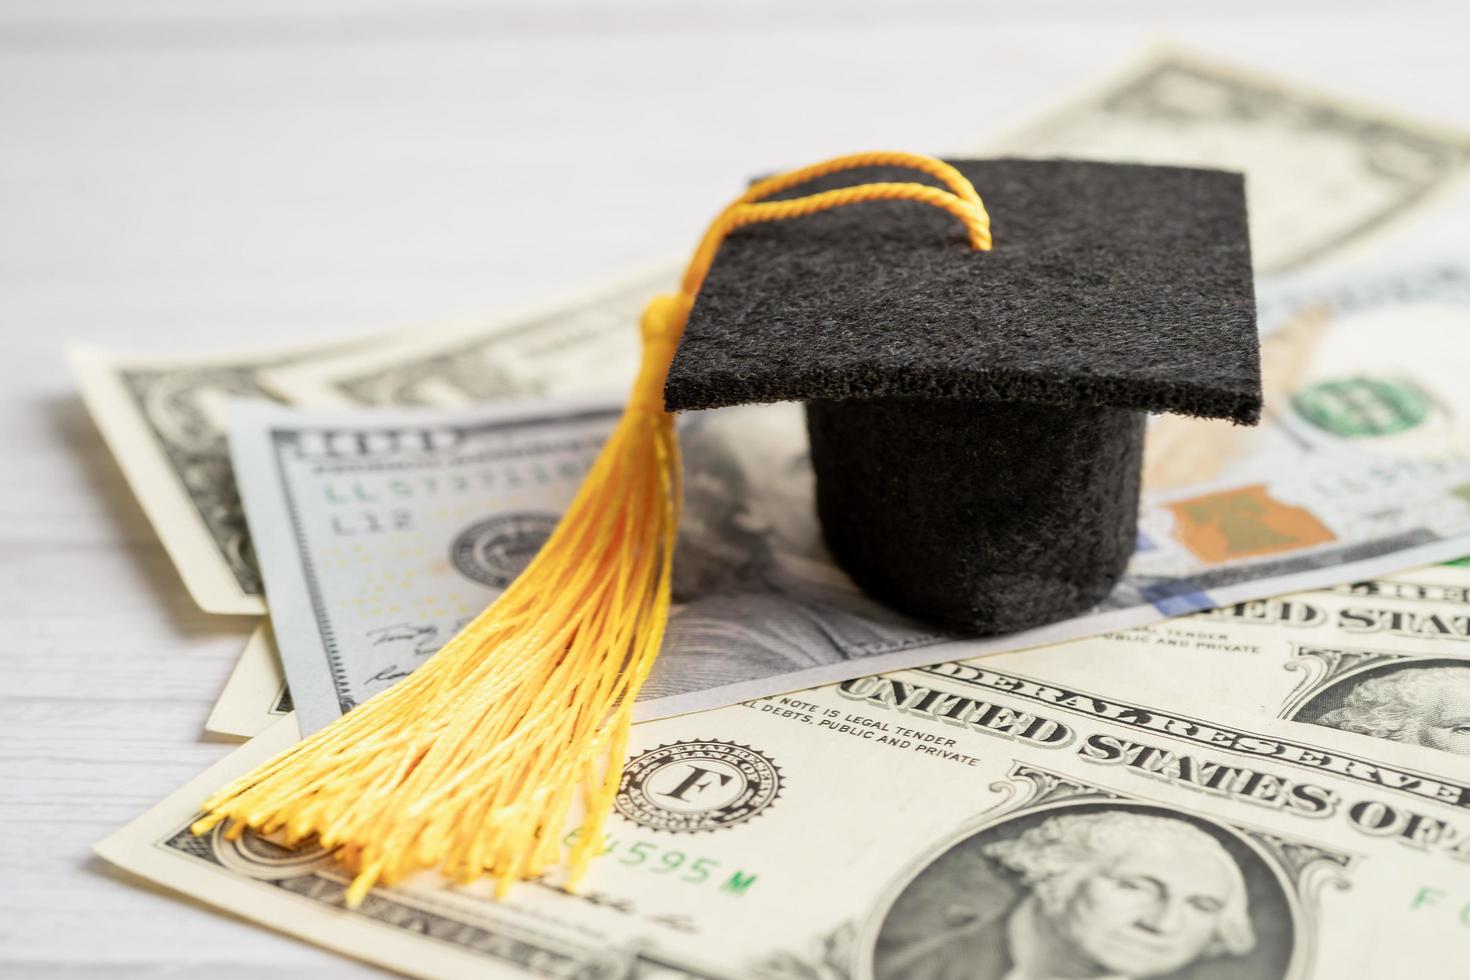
[664,158,1260,635]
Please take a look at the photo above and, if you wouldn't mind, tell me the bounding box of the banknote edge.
[631,532,1470,725]
[258,260,681,407]
[204,621,291,740]
[972,40,1470,273]
[65,343,267,616]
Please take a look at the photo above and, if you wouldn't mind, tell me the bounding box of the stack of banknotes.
[73,47,1470,980]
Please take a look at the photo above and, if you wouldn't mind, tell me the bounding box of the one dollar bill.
[67,340,360,614]
[987,44,1470,273]
[98,631,1470,979]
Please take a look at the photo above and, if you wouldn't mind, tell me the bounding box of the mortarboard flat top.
[665,158,1260,424]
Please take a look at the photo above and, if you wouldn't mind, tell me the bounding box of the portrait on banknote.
[1288,656,1470,758]
[870,802,1293,980]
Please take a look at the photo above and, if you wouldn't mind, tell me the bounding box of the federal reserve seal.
[615,740,782,833]
[450,513,560,588]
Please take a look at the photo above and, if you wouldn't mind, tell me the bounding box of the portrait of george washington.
[873,805,1292,980]
[1294,661,1470,758]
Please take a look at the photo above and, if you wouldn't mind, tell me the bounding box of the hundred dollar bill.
[229,397,623,732]
[204,623,291,740]
[230,264,1470,733]
[988,45,1470,273]
[97,643,1470,979]
[1142,263,1470,494]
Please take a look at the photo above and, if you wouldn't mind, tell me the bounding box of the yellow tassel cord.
[191,151,991,907]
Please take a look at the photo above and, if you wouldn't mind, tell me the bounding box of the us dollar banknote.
[202,561,1470,751]
[1058,563,1470,765]
[68,340,378,614]
[66,270,664,616]
[256,51,1469,410]
[204,622,291,740]
[97,642,1470,979]
[261,268,664,408]
[74,45,1468,614]
[230,264,1470,732]
[1141,262,1470,495]
[987,45,1470,273]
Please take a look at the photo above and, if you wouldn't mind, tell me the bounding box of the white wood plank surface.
[3,2,1468,975]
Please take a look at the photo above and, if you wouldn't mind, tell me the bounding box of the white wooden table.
[5,2,1468,975]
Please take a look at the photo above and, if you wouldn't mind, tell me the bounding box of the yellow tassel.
[192,151,991,907]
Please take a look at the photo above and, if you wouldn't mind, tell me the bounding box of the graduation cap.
[667,158,1259,634]
[193,153,1257,905]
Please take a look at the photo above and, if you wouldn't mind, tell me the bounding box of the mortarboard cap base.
[807,397,1144,635]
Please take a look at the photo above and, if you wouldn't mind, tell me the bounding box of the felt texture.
[807,397,1145,634]
[662,158,1259,636]
[665,158,1260,424]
